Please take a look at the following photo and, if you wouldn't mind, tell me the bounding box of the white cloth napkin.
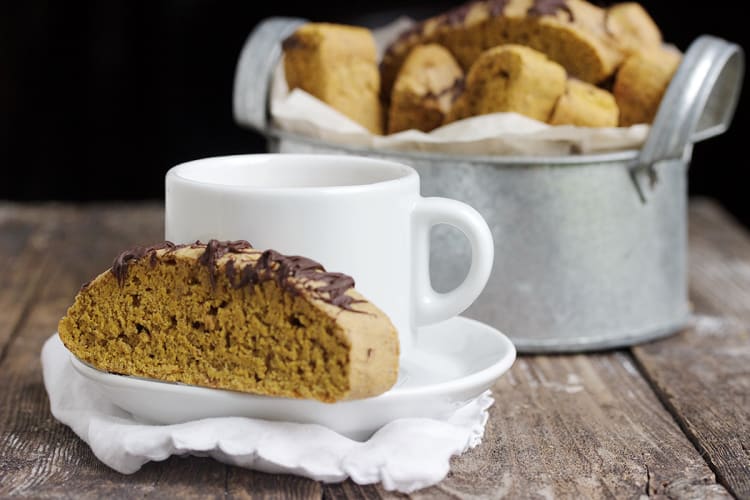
[41,334,493,493]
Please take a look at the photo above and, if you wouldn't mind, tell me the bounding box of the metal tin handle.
[632,35,744,201]
[232,17,308,133]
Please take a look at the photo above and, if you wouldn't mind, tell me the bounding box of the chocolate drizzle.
[384,0,572,61]
[198,240,254,288]
[443,1,476,26]
[281,34,305,51]
[451,78,466,102]
[317,273,358,309]
[487,0,510,16]
[384,0,477,59]
[109,240,364,312]
[528,0,574,21]
[394,25,421,45]
[426,77,466,103]
[111,242,179,287]
[225,248,364,312]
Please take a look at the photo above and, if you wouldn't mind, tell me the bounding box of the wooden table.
[1,199,748,499]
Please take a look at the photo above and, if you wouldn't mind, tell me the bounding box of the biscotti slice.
[549,78,619,127]
[483,0,622,84]
[58,240,399,403]
[613,47,681,126]
[604,2,663,57]
[445,44,567,123]
[283,23,383,134]
[387,44,464,134]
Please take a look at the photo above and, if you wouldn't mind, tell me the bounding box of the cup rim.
[166,154,418,193]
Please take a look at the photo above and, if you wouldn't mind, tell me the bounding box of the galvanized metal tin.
[233,18,744,352]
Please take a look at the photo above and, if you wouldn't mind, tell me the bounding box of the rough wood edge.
[0,204,62,368]
[630,199,750,499]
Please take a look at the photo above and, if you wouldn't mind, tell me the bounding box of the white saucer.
[68,316,516,440]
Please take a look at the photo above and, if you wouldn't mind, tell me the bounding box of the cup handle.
[412,197,494,326]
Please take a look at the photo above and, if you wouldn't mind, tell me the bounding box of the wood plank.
[139,457,227,500]
[631,199,750,499]
[324,352,728,498]
[687,199,750,321]
[227,468,322,499]
[0,203,233,498]
[323,481,399,499]
[0,204,60,363]
[422,353,728,498]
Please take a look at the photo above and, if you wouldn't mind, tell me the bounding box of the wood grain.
[413,352,731,499]
[324,351,729,499]
[324,481,402,500]
[227,469,322,499]
[632,199,750,499]
[0,204,59,363]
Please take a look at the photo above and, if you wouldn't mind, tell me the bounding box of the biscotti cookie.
[283,23,383,134]
[483,0,622,84]
[387,44,464,134]
[613,47,681,126]
[380,0,634,101]
[445,44,566,123]
[549,78,619,127]
[58,240,399,403]
[605,2,663,57]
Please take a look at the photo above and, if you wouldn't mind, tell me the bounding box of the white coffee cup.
[165,154,493,356]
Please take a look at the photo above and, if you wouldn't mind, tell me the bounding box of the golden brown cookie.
[605,2,663,57]
[445,44,567,123]
[549,78,619,127]
[58,240,399,403]
[613,46,681,126]
[283,23,383,134]
[387,44,464,134]
[483,0,622,84]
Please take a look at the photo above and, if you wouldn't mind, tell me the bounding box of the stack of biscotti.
[444,44,620,127]
[58,240,400,403]
[280,0,681,134]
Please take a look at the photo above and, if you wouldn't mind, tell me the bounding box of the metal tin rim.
[267,127,642,167]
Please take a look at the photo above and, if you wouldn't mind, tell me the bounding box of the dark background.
[1,2,747,224]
